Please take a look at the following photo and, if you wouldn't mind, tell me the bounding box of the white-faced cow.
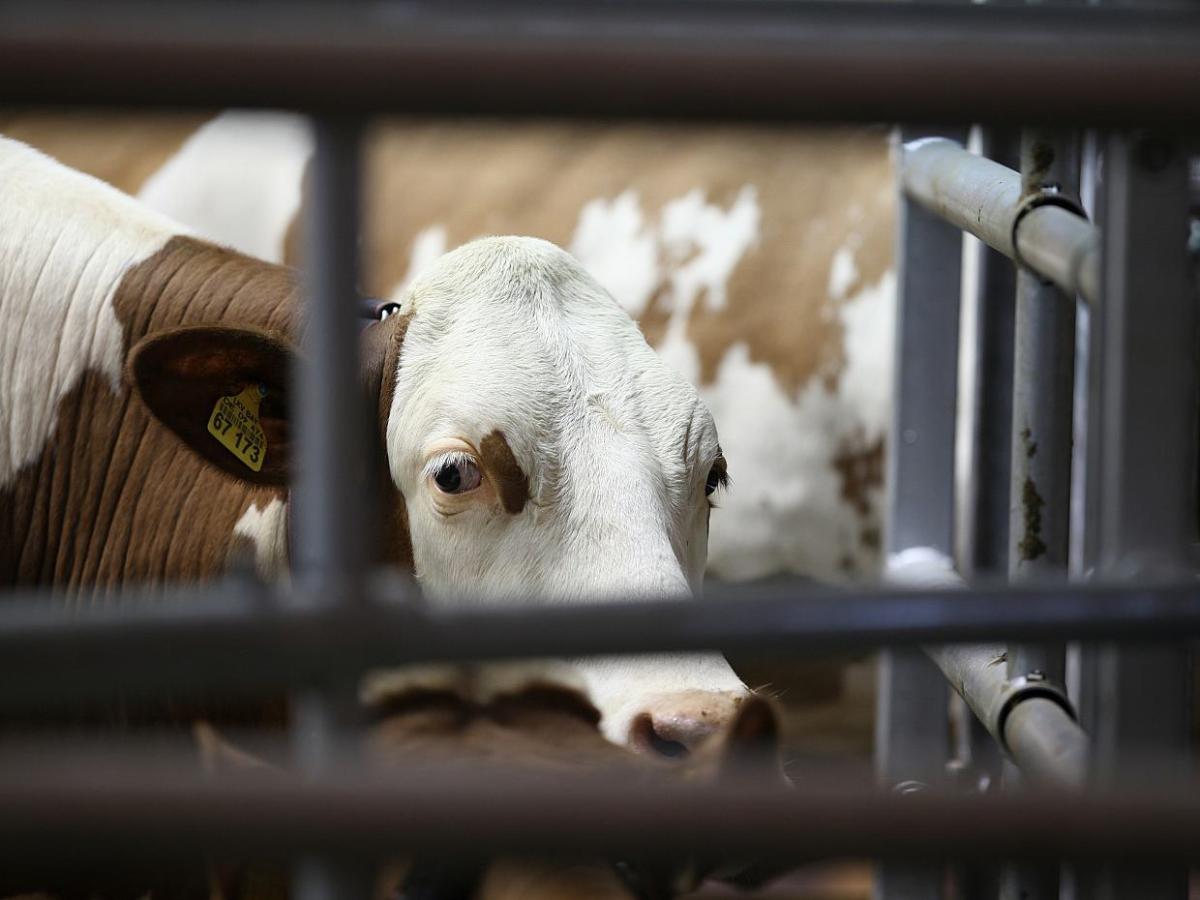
[0,111,896,589]
[0,135,757,754]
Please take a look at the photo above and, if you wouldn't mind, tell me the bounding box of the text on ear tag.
[207,385,267,473]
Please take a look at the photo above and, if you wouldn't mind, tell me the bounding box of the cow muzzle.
[627,690,765,759]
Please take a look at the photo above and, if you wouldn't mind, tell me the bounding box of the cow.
[0,133,763,756]
[0,110,896,718]
[0,111,895,587]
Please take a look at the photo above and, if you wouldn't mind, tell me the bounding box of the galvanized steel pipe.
[887,550,1088,789]
[899,138,1100,305]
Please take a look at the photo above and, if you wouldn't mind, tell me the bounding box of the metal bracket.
[1010,189,1089,282]
[990,671,1077,755]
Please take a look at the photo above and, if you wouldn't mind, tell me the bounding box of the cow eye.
[433,458,482,495]
[705,456,729,497]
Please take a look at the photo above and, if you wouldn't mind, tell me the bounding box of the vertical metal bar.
[1088,131,1196,900]
[292,115,372,900]
[1068,130,1103,747]
[876,125,967,900]
[1000,128,1081,900]
[1007,128,1080,683]
[962,127,1020,580]
[292,117,368,598]
[956,126,1018,900]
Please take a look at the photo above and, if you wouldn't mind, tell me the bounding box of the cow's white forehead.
[385,236,718,496]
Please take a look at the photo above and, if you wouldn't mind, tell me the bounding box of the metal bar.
[877,123,966,900]
[885,552,1088,790]
[1070,127,1104,754]
[927,643,1087,790]
[955,126,1018,900]
[900,138,1100,304]
[1089,131,1197,900]
[2,2,1200,124]
[292,118,368,598]
[1,581,1199,708]
[0,763,1197,869]
[292,116,370,900]
[1008,127,1081,626]
[961,128,1019,581]
[1002,128,1082,900]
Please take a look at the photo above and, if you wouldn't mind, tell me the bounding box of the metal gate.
[1,3,1199,899]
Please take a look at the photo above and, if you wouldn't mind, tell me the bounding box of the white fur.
[569,190,659,318]
[886,546,962,589]
[0,137,179,488]
[232,498,289,581]
[385,236,747,741]
[137,111,311,264]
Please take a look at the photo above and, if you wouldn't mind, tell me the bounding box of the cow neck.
[1,236,298,592]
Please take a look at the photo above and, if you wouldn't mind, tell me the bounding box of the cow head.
[129,236,764,757]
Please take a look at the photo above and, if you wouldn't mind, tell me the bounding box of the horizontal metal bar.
[0,758,1198,868]
[1,579,1199,708]
[3,2,1200,124]
[885,553,1088,789]
[928,644,1087,789]
[900,138,1100,303]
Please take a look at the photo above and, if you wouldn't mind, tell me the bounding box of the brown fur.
[1,231,424,588]
[1,237,296,590]
[479,431,531,516]
[361,310,415,569]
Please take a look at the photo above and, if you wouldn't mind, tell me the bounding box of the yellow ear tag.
[207,384,267,473]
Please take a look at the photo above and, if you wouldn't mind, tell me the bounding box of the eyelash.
[422,451,475,482]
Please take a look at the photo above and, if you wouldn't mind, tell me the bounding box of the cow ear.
[127,325,293,487]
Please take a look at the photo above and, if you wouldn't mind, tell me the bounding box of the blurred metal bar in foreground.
[1090,131,1197,900]
[1,763,1199,866]
[291,116,373,900]
[1,580,1200,707]
[2,2,1200,125]
[901,138,1100,304]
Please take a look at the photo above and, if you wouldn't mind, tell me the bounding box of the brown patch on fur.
[112,235,299,338]
[0,368,281,590]
[0,110,212,194]
[361,311,415,569]
[367,685,637,776]
[1,236,296,590]
[480,430,531,515]
[358,120,894,397]
[831,437,885,518]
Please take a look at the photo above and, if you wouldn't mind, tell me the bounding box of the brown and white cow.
[0,111,896,588]
[0,134,758,754]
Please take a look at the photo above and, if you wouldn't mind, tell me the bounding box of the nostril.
[630,714,691,760]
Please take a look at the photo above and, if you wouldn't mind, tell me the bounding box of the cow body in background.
[1,111,896,586]
[0,135,754,752]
